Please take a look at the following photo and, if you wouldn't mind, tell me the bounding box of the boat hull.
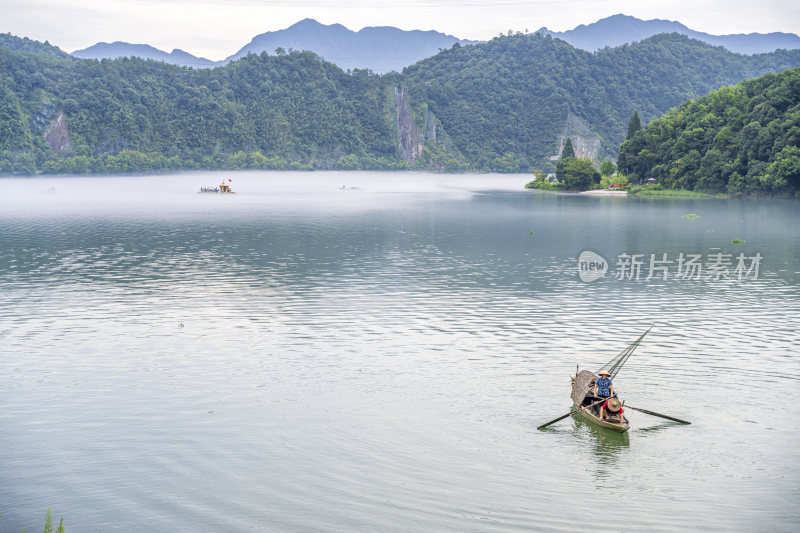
[573,403,629,432]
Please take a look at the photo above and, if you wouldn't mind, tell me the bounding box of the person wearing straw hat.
[593,369,615,401]
[601,397,624,423]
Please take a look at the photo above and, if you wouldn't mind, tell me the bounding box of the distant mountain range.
[67,15,800,72]
[72,42,215,69]
[537,14,800,55]
[71,19,474,73]
[225,18,475,73]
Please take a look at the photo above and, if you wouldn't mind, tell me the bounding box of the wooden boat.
[568,327,652,433]
[571,370,629,432]
[199,179,236,194]
[539,327,690,431]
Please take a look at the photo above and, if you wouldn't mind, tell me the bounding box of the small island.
[525,137,629,193]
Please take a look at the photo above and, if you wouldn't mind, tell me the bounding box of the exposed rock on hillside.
[44,112,71,152]
[394,87,464,169]
[394,87,436,163]
[552,112,606,162]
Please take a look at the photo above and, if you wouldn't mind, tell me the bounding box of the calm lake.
[0,172,798,532]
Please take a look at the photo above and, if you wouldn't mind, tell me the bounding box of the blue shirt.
[596,377,612,397]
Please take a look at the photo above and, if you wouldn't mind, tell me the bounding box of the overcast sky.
[2,0,799,60]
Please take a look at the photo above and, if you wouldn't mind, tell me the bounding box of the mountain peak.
[288,18,348,32]
[540,14,800,54]
[71,41,215,68]
[227,19,472,73]
[289,18,323,29]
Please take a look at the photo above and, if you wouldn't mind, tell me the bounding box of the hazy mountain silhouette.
[538,14,800,54]
[70,20,473,72]
[71,42,215,68]
[68,15,800,71]
[226,18,475,73]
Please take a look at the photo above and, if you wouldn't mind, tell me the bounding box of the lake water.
[0,172,798,532]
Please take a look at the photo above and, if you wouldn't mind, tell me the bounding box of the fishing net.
[596,326,652,379]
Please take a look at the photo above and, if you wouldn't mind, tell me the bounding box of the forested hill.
[0,41,400,174]
[0,33,69,58]
[402,32,800,171]
[618,68,800,196]
[1,31,800,175]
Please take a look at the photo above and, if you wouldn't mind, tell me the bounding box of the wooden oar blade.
[537,411,573,430]
[626,405,690,424]
[538,398,607,430]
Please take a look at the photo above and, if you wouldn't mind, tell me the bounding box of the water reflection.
[572,415,630,468]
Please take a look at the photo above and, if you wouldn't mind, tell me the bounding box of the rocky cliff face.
[394,87,423,162]
[394,86,464,168]
[32,100,72,153]
[551,112,606,163]
[44,112,71,152]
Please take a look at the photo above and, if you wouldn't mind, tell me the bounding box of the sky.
[2,0,799,61]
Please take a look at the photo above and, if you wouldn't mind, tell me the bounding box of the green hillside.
[0,33,69,58]
[617,67,800,196]
[0,40,401,173]
[404,32,800,171]
[1,31,799,174]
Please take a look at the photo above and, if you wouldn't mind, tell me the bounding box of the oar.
[538,398,607,430]
[623,404,691,424]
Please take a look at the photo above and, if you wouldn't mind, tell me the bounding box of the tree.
[336,153,360,170]
[616,67,800,194]
[561,137,575,160]
[611,173,629,186]
[491,152,521,172]
[626,110,641,140]
[600,159,615,176]
[556,157,600,191]
[760,146,800,191]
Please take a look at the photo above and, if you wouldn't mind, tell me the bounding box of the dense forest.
[618,67,800,195]
[1,31,800,175]
[0,41,401,173]
[403,33,800,171]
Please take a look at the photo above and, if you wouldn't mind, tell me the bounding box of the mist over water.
[1,172,798,532]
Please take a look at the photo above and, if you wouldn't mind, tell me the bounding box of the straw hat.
[606,398,622,412]
[598,370,611,376]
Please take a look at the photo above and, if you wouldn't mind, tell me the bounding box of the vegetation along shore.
[526,67,800,198]
[1,31,798,197]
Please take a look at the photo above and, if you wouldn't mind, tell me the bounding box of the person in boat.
[600,397,624,424]
[593,369,615,401]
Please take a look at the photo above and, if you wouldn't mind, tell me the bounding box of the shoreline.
[579,189,628,196]
[628,189,727,199]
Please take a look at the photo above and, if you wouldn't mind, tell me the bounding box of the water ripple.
[1,173,799,532]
